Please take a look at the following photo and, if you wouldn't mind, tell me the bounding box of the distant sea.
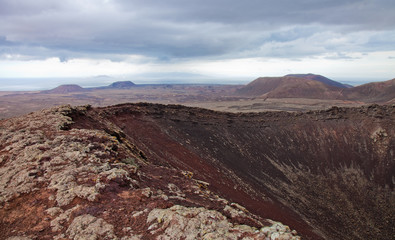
[0,78,85,91]
[0,77,250,91]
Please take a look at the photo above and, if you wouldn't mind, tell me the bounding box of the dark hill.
[236,76,343,99]
[43,84,86,94]
[108,81,136,89]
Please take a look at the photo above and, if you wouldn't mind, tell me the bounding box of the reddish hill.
[236,75,395,103]
[236,76,343,99]
[343,78,395,103]
[285,73,349,88]
[43,84,86,94]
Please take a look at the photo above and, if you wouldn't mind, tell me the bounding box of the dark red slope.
[71,103,395,240]
[108,112,320,238]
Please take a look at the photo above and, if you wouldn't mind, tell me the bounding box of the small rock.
[141,188,151,198]
[45,207,63,217]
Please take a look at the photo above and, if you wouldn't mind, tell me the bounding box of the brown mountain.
[285,73,350,88]
[343,78,395,103]
[43,84,86,94]
[236,75,343,99]
[1,103,393,240]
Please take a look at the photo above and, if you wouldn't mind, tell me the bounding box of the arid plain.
[4,73,393,119]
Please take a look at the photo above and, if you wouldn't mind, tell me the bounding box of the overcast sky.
[1,0,395,89]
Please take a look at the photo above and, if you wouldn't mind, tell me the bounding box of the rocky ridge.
[0,105,300,239]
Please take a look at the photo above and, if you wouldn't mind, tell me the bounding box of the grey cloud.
[323,52,361,60]
[117,0,395,29]
[365,30,395,50]
[0,36,15,46]
[0,0,394,60]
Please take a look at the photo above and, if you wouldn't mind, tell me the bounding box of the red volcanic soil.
[70,103,395,240]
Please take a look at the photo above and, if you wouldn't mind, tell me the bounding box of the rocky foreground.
[0,105,301,239]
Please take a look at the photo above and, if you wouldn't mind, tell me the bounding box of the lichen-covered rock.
[0,105,139,206]
[6,237,33,240]
[224,205,249,219]
[260,219,300,240]
[147,205,300,240]
[50,205,80,232]
[66,214,117,240]
[48,164,107,206]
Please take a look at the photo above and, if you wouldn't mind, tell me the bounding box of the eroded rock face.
[0,104,300,239]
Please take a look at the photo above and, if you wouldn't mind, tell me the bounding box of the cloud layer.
[0,0,394,84]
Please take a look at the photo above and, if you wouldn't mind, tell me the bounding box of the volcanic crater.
[0,103,394,240]
[70,103,394,239]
